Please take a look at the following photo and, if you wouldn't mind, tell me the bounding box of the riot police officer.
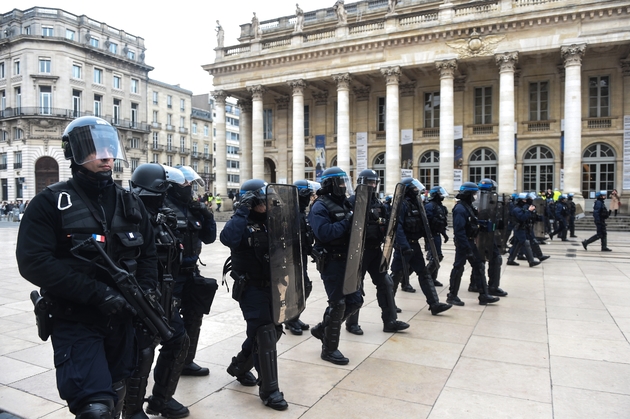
[567,193,577,237]
[446,182,500,306]
[344,169,409,334]
[309,167,363,365]
[424,186,449,287]
[165,166,217,377]
[16,116,158,419]
[582,190,612,251]
[506,193,542,267]
[284,180,314,335]
[390,178,452,315]
[125,164,190,419]
[220,179,288,410]
[550,194,569,241]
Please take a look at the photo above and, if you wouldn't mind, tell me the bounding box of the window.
[14,151,22,169]
[130,138,139,149]
[152,110,158,123]
[131,158,139,172]
[127,50,136,60]
[227,160,240,169]
[180,136,186,150]
[589,76,610,118]
[263,109,273,140]
[94,94,102,117]
[204,125,209,137]
[167,95,172,108]
[0,153,7,170]
[468,148,497,184]
[377,97,386,131]
[114,160,123,173]
[582,143,615,198]
[424,92,440,128]
[152,132,159,148]
[474,87,493,124]
[90,37,100,48]
[192,122,197,134]
[14,87,21,111]
[0,62,5,79]
[40,86,52,115]
[192,142,198,154]
[227,146,240,154]
[131,103,138,128]
[180,99,185,111]
[42,26,53,37]
[152,91,158,104]
[167,155,173,166]
[180,116,185,127]
[180,157,186,166]
[14,60,20,75]
[228,174,240,183]
[227,117,239,127]
[0,90,5,114]
[371,153,386,194]
[72,64,82,79]
[109,42,118,54]
[152,153,159,164]
[94,68,103,84]
[39,58,51,74]
[131,79,139,94]
[13,128,23,141]
[72,90,81,118]
[113,75,121,89]
[192,162,198,173]
[304,105,310,137]
[66,29,75,40]
[228,132,240,141]
[167,114,172,128]
[167,134,173,151]
[529,81,549,121]
[204,161,210,173]
[419,151,440,189]
[113,99,121,125]
[523,146,554,193]
[23,26,31,35]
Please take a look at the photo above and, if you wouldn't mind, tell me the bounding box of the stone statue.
[387,0,399,15]
[252,12,262,40]
[333,0,347,26]
[294,4,304,33]
[216,20,224,48]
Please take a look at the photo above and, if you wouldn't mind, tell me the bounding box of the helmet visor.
[176,165,205,187]
[432,186,449,198]
[69,124,127,166]
[410,179,425,193]
[163,165,186,186]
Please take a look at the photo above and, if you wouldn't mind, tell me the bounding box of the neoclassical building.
[204,0,630,209]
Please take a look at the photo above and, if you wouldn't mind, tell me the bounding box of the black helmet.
[429,186,448,202]
[456,182,479,202]
[131,164,185,196]
[478,178,497,191]
[357,169,379,187]
[62,116,127,166]
[320,166,353,198]
[240,178,268,197]
[294,179,313,208]
[401,177,425,198]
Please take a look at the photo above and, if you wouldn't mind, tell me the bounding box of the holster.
[183,273,218,315]
[311,248,328,273]
[230,271,247,302]
[30,290,52,342]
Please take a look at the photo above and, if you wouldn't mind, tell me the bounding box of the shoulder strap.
[67,178,108,232]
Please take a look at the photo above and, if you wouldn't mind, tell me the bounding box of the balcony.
[585,117,614,130]
[264,139,275,148]
[113,166,124,173]
[419,127,439,138]
[191,151,200,159]
[471,124,495,135]
[0,164,6,170]
[179,127,189,134]
[13,163,22,169]
[203,153,213,161]
[0,106,74,119]
[166,124,175,132]
[525,121,552,132]
[165,146,178,154]
[179,148,190,156]
[151,143,164,152]
[151,122,162,129]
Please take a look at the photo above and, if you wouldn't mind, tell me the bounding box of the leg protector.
[418,270,440,306]
[324,300,346,352]
[255,324,287,410]
[523,240,536,264]
[379,274,398,323]
[487,255,502,290]
[391,270,403,295]
[182,313,203,366]
[152,334,190,403]
[449,265,465,296]
[112,380,126,419]
[76,400,115,419]
[123,345,155,418]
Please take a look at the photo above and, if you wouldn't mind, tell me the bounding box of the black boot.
[582,234,599,250]
[429,303,452,315]
[446,293,464,306]
[256,324,288,411]
[601,236,612,252]
[181,314,209,376]
[227,352,257,386]
[345,311,363,335]
[284,319,303,335]
[146,398,190,419]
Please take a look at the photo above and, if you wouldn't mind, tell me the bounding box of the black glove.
[442,233,449,243]
[158,207,178,229]
[97,287,136,317]
[239,190,260,210]
[344,212,353,222]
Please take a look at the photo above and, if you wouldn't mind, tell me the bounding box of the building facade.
[204,0,630,209]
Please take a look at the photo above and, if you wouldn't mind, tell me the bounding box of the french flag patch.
[92,234,106,243]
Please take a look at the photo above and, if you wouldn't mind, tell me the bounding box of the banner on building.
[454,125,463,170]
[453,169,463,192]
[624,116,630,190]
[401,129,413,172]
[356,132,368,172]
[315,135,326,182]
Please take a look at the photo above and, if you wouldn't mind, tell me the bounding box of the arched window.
[418,150,439,189]
[304,156,314,181]
[330,156,354,182]
[468,148,497,184]
[582,143,615,198]
[523,145,554,193]
[372,153,386,195]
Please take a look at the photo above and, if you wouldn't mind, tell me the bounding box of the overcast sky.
[16,0,333,94]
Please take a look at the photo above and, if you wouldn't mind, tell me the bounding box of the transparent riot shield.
[343,184,370,296]
[380,183,406,273]
[416,195,440,275]
[474,190,498,262]
[495,194,511,254]
[575,203,585,220]
[266,184,305,324]
[532,197,546,241]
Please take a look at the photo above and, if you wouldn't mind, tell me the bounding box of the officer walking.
[582,190,613,251]
[390,178,452,315]
[165,166,217,377]
[446,182,500,306]
[284,180,314,335]
[550,194,569,241]
[125,164,190,419]
[506,193,542,267]
[220,179,288,410]
[567,193,577,238]
[424,186,449,287]
[16,116,158,419]
[309,167,363,365]
[344,169,409,335]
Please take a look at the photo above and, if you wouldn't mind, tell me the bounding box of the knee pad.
[76,400,114,419]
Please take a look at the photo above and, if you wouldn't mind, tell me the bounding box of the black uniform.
[582,195,612,251]
[16,172,158,416]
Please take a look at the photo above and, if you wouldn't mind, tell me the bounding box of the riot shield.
[343,184,370,296]
[474,190,498,262]
[532,197,546,241]
[266,184,305,324]
[575,203,585,220]
[380,183,406,273]
[416,195,440,274]
[495,194,511,254]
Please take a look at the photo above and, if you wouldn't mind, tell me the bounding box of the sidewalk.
[1,223,630,418]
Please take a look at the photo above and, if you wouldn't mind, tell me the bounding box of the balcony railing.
[179,127,189,134]
[471,124,495,135]
[0,107,150,131]
[165,146,178,154]
[525,121,551,132]
[179,148,190,156]
[151,122,162,129]
[0,164,7,170]
[13,163,22,169]
[151,143,164,151]
[166,124,175,132]
[585,117,613,129]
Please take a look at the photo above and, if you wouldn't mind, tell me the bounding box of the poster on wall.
[315,135,326,182]
[356,132,368,173]
[454,125,463,170]
[624,116,630,190]
[401,129,413,173]
[453,169,463,192]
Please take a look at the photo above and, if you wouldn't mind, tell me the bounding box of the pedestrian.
[582,190,612,251]
[215,194,222,212]
[610,189,620,217]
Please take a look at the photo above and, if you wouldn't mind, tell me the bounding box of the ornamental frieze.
[446,30,505,59]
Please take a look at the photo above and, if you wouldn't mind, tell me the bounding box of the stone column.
[247,85,266,180]
[561,44,586,199]
[211,90,228,197]
[495,52,518,195]
[436,59,457,194]
[237,99,252,182]
[380,66,401,195]
[289,79,307,182]
[333,73,351,175]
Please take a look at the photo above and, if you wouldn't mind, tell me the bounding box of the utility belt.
[408,238,419,244]
[230,271,270,302]
[178,266,197,274]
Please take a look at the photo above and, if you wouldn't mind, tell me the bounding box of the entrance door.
[35,156,59,194]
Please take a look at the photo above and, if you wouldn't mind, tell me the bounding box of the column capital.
[288,79,307,95]
[237,99,252,113]
[247,85,267,100]
[211,90,228,105]
[380,66,401,85]
[435,59,457,78]
[620,59,630,77]
[333,73,352,90]
[561,44,586,67]
[495,52,518,72]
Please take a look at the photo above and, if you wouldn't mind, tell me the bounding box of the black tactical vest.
[165,197,203,259]
[315,195,351,248]
[403,199,424,240]
[230,220,270,282]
